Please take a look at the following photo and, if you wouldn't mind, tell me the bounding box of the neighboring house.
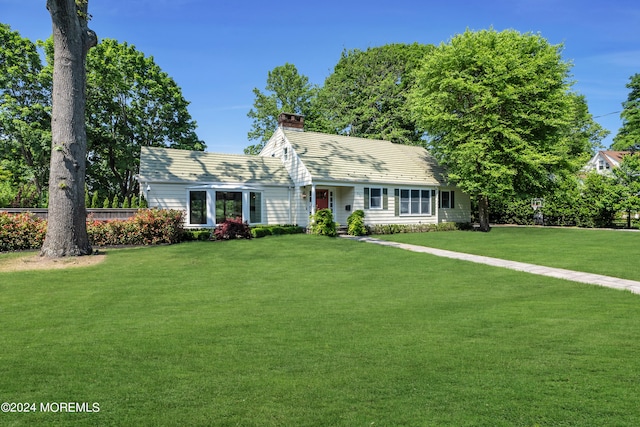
[138,113,471,228]
[584,151,630,175]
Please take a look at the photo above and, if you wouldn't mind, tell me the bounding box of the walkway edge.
[342,236,640,295]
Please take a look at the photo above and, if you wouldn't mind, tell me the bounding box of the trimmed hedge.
[0,212,47,251]
[251,224,305,238]
[369,222,464,235]
[87,209,184,246]
[0,209,185,252]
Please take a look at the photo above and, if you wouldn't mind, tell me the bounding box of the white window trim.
[185,188,264,226]
[399,188,432,216]
[369,187,383,210]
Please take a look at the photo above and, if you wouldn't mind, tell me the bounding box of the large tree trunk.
[477,194,491,232]
[41,0,97,257]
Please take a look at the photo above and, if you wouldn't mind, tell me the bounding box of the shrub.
[87,209,184,246]
[0,212,47,251]
[182,229,213,241]
[250,224,305,238]
[369,222,459,235]
[309,209,337,237]
[347,210,367,236]
[213,217,252,240]
[91,191,100,208]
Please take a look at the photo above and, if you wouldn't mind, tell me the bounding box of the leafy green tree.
[82,39,204,200]
[315,43,432,145]
[613,153,640,228]
[613,74,640,152]
[0,24,51,204]
[410,29,586,231]
[579,172,620,228]
[41,0,97,257]
[245,63,318,154]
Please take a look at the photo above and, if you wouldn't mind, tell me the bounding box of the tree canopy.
[314,43,433,145]
[1,30,204,207]
[245,63,318,154]
[409,29,595,231]
[0,24,50,206]
[613,73,640,152]
[84,39,204,199]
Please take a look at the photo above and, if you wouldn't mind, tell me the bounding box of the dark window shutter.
[383,188,388,210]
[451,191,455,209]
[364,187,370,209]
[394,189,399,216]
[431,190,436,215]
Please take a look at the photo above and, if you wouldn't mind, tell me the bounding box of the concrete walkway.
[343,236,640,295]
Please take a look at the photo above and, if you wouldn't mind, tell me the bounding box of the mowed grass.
[377,226,640,281]
[1,234,640,426]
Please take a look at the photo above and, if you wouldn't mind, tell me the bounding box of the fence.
[1,208,144,221]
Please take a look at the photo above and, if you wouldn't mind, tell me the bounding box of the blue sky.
[3,0,639,153]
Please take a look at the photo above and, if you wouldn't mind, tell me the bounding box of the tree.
[82,39,204,200]
[315,43,433,145]
[40,0,97,257]
[410,29,584,231]
[245,63,318,154]
[613,74,640,152]
[613,153,640,228]
[0,24,51,206]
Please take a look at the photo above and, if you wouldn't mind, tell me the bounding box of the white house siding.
[262,129,312,187]
[146,183,186,211]
[437,187,472,223]
[261,186,293,225]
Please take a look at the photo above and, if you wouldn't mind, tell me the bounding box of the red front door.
[316,189,329,210]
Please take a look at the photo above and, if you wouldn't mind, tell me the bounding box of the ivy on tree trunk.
[41,0,97,257]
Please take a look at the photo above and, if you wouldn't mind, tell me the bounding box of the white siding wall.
[146,183,186,211]
[438,187,472,223]
[262,186,293,225]
[262,129,312,187]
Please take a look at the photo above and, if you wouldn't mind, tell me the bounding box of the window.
[399,188,431,215]
[369,188,382,209]
[216,191,242,224]
[364,187,387,210]
[189,191,207,225]
[250,192,262,223]
[440,190,455,209]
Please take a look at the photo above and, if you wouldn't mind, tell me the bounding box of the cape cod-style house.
[137,113,471,228]
[584,150,631,175]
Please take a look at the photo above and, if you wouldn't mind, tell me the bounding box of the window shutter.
[394,189,399,216]
[364,187,370,209]
[451,191,455,209]
[383,188,388,210]
[431,190,436,215]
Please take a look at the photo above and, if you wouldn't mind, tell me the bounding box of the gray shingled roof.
[139,146,292,185]
[283,130,445,185]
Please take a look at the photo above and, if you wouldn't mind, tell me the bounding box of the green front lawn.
[1,234,639,426]
[377,226,640,281]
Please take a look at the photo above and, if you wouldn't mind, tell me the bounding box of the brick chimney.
[278,113,304,131]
